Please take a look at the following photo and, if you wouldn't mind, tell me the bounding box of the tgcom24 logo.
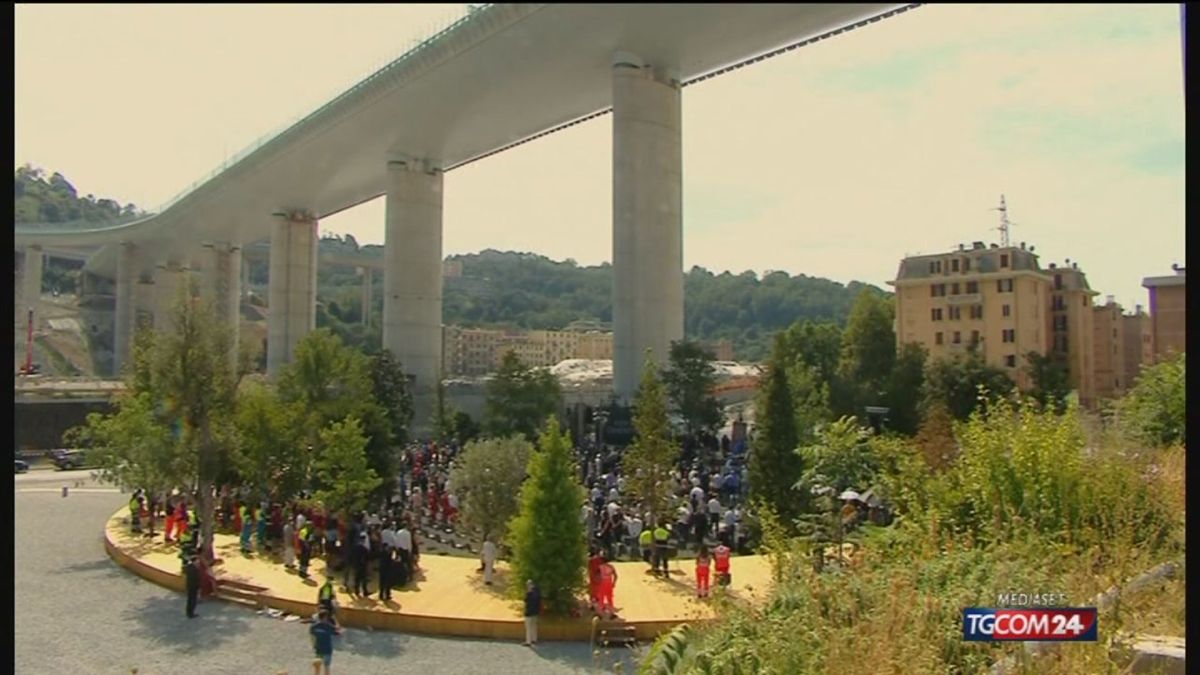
[962,608,1098,642]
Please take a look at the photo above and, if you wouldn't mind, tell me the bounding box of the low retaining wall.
[104,512,684,642]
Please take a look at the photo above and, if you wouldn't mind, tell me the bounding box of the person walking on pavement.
[309,608,339,675]
[481,536,498,586]
[522,580,541,647]
[183,552,201,619]
[298,522,313,580]
[129,491,143,534]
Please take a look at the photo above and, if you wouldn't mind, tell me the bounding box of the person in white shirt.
[689,485,705,509]
[481,537,498,585]
[608,486,620,504]
[617,475,626,494]
[708,496,723,539]
[381,522,396,550]
[625,515,643,560]
[590,485,602,503]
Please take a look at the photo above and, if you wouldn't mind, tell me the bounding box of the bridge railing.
[150,3,494,216]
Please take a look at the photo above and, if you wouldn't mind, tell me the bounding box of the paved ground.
[15,470,641,674]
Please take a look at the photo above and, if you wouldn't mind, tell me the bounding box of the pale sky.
[15,4,1185,310]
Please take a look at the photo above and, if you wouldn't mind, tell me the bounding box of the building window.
[966,280,978,294]
[964,258,971,272]
[1005,354,1016,368]
[1002,304,1011,317]
[931,308,943,321]
[951,259,960,272]
[935,332,943,345]
[953,331,961,344]
[997,278,1013,293]
[971,330,980,345]
[1000,254,1009,268]
[951,282,960,295]
[1083,296,1088,307]
[949,306,961,321]
[1002,329,1015,343]
[1054,274,1063,290]
[969,305,983,319]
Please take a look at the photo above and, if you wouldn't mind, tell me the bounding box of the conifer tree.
[506,417,587,614]
[624,352,680,529]
[749,335,805,529]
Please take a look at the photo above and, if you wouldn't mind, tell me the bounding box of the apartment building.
[1142,265,1186,362]
[890,240,1097,405]
[1091,297,1126,401]
[1121,306,1152,391]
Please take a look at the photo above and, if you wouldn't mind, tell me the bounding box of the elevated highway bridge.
[15,3,919,408]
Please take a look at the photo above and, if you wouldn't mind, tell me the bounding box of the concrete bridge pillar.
[383,159,443,398]
[611,53,684,402]
[16,245,45,328]
[360,266,373,327]
[152,262,186,332]
[202,242,242,368]
[113,243,138,375]
[267,212,318,377]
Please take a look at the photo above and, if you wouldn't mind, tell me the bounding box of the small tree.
[1116,352,1185,447]
[795,416,879,496]
[1024,351,1071,413]
[450,436,533,544]
[232,380,306,500]
[914,401,959,472]
[506,417,587,615]
[369,349,414,447]
[662,340,724,447]
[922,349,1014,421]
[749,335,805,528]
[313,417,381,517]
[66,391,177,507]
[624,352,680,528]
[484,350,563,441]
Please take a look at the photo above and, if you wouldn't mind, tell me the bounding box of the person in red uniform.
[587,549,604,611]
[428,487,440,524]
[713,541,732,587]
[163,495,177,543]
[596,556,618,619]
[695,545,712,598]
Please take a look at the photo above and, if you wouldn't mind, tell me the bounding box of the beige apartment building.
[1121,306,1152,392]
[890,240,1097,406]
[1091,298,1126,400]
[1142,265,1186,362]
[442,325,615,375]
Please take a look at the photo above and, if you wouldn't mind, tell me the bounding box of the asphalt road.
[15,470,641,674]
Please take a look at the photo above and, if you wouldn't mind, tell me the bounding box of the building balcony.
[945,293,983,305]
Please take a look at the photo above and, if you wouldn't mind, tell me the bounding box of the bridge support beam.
[17,245,44,328]
[360,266,373,327]
[611,55,684,402]
[113,243,138,376]
[383,159,443,425]
[267,212,318,378]
[202,242,242,370]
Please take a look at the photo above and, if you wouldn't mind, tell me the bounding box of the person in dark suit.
[183,553,201,619]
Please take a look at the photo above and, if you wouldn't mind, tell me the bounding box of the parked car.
[51,449,91,470]
[14,459,29,474]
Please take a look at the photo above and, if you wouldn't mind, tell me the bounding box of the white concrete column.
[612,54,684,402]
[113,243,138,375]
[152,262,186,332]
[360,266,373,327]
[267,212,318,377]
[202,242,242,367]
[383,159,443,393]
[18,246,44,327]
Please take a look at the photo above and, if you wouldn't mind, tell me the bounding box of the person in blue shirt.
[309,608,339,675]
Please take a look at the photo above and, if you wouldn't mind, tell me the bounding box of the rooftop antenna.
[990,194,1016,247]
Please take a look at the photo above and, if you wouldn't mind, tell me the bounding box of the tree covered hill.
[311,242,890,362]
[14,164,145,224]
